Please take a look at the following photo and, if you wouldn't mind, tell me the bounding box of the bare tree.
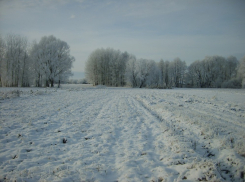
[186,60,205,88]
[125,55,138,87]
[86,48,242,89]
[187,55,240,88]
[146,60,161,88]
[30,35,74,87]
[168,58,186,88]
[226,56,239,80]
[135,59,155,88]
[238,56,245,88]
[1,34,29,87]
[0,35,5,86]
[157,59,165,88]
[85,48,130,87]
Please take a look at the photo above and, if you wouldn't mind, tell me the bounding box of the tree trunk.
[50,79,54,87]
[46,80,49,87]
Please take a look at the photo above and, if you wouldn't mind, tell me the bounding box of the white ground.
[0,85,245,182]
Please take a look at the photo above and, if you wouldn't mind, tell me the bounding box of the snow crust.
[0,86,245,182]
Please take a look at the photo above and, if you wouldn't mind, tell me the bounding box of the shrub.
[221,78,242,88]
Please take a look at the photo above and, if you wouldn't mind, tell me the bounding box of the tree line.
[85,48,130,87]
[0,34,74,87]
[86,48,245,88]
[1,34,244,89]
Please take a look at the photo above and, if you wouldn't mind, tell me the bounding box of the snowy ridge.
[135,89,245,181]
[0,86,245,181]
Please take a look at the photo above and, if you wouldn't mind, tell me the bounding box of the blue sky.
[1,0,245,78]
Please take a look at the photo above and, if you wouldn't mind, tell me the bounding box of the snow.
[0,85,245,182]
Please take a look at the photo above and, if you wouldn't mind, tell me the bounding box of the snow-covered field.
[0,85,245,182]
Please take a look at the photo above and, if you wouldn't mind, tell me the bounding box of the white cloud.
[70,14,76,19]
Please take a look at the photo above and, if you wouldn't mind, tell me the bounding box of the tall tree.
[1,34,29,87]
[226,56,239,80]
[168,58,186,87]
[146,60,161,88]
[157,59,165,88]
[125,55,138,87]
[86,48,130,86]
[30,35,74,87]
[186,60,204,87]
[0,35,5,86]
[136,59,155,88]
[187,55,240,88]
[238,56,245,88]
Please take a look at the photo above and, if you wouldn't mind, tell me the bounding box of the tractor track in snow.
[76,92,173,181]
[134,89,245,181]
[0,87,245,182]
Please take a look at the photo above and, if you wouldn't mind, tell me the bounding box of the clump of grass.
[1,90,21,99]
[62,138,67,143]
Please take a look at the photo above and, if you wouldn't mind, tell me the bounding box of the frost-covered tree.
[85,48,130,86]
[29,41,43,87]
[187,55,240,88]
[0,35,5,86]
[30,35,74,87]
[238,56,245,88]
[136,59,153,88]
[186,60,203,87]
[86,48,241,89]
[146,60,161,88]
[207,56,227,87]
[110,50,129,86]
[163,60,171,88]
[226,56,239,80]
[157,60,165,88]
[126,58,161,88]
[125,55,138,87]
[117,51,129,86]
[1,34,29,87]
[85,49,99,85]
[168,58,186,87]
